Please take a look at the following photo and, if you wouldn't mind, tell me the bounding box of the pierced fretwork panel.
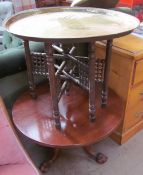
[95,59,105,83]
[69,56,105,89]
[31,51,105,93]
[31,52,47,76]
[74,56,89,88]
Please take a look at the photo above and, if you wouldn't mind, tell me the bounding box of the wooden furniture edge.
[0,96,41,175]
[110,119,143,145]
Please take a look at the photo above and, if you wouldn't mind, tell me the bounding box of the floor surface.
[21,129,143,175]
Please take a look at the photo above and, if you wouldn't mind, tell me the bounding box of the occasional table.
[5,7,139,172]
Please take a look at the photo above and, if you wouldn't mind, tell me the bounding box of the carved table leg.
[83,146,108,164]
[101,39,113,107]
[88,42,96,122]
[45,42,61,129]
[24,40,37,98]
[40,148,60,173]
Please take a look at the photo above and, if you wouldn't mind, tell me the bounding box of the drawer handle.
[135,112,143,118]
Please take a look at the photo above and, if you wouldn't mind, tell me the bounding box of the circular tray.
[5,7,139,43]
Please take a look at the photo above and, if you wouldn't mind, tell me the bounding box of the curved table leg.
[83,145,108,164]
[39,148,60,173]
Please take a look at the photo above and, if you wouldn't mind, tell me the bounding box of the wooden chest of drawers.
[96,34,143,144]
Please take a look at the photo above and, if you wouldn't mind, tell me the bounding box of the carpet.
[20,129,143,175]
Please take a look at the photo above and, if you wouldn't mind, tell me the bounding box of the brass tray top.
[4,7,139,43]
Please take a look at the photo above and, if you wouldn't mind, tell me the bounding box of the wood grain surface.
[12,83,123,148]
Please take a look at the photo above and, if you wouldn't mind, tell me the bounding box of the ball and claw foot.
[95,152,108,164]
[39,148,60,173]
[83,146,108,164]
[39,161,51,173]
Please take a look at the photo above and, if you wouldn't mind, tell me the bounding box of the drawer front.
[132,59,143,85]
[128,83,143,107]
[124,101,143,131]
[124,83,143,131]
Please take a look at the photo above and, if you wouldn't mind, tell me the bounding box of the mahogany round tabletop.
[5,7,139,43]
[12,83,123,148]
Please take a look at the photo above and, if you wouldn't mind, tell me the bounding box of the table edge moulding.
[5,7,139,42]
[4,7,139,173]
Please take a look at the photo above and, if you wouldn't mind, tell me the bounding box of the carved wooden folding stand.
[5,7,139,173]
[30,40,111,126]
